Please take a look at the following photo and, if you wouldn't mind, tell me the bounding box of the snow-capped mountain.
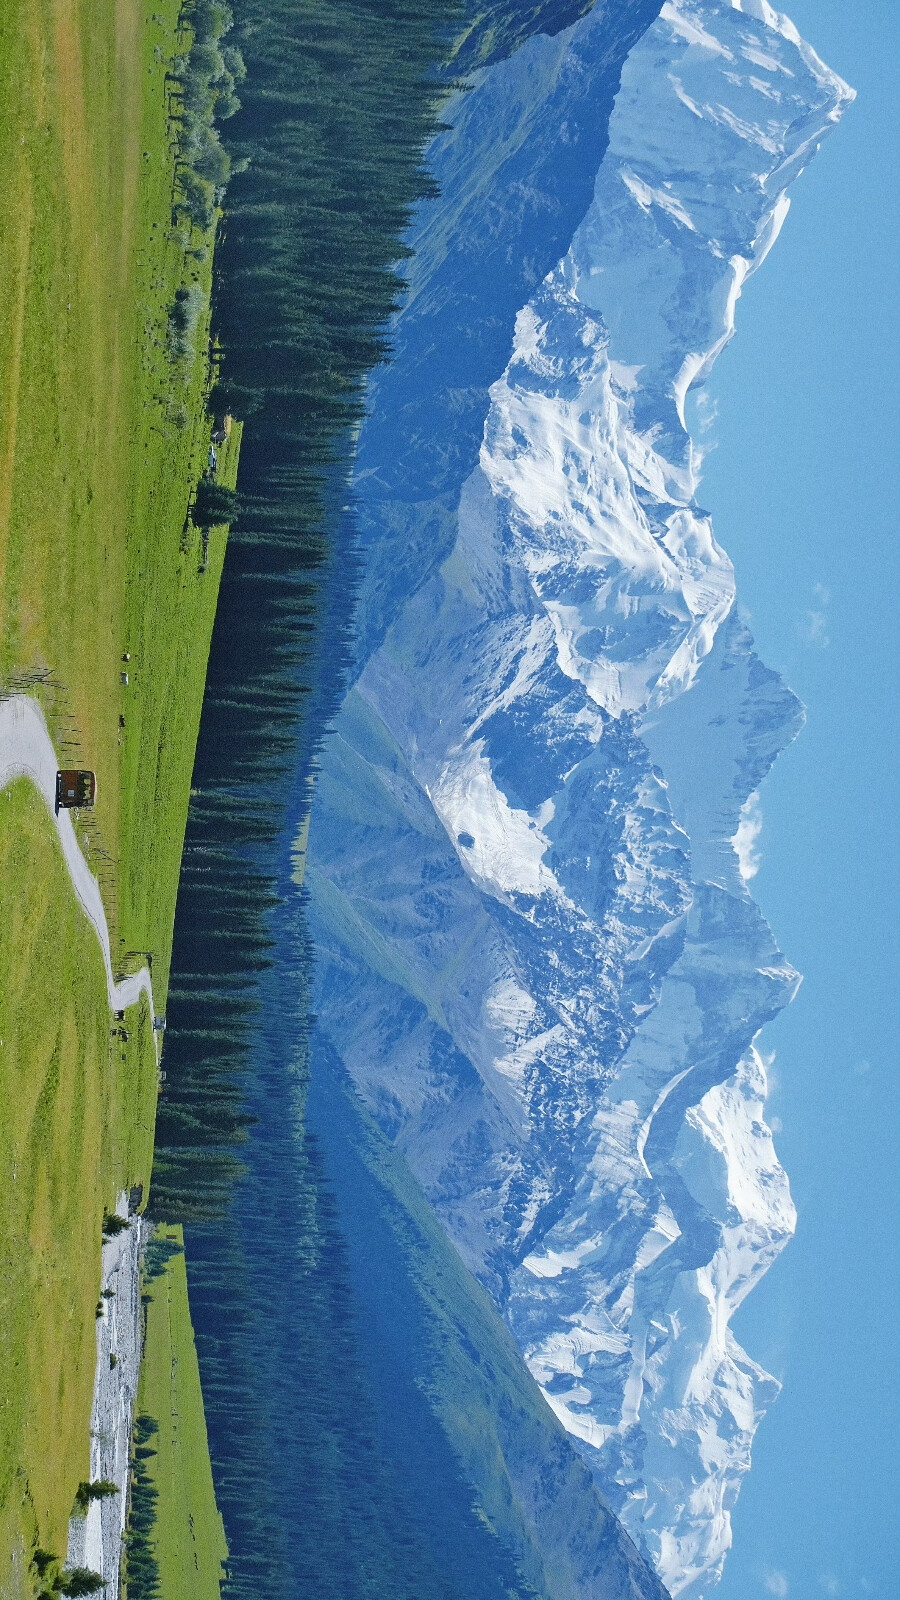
[305,3,852,1594]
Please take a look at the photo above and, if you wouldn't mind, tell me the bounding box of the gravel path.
[65,1205,146,1599]
[0,693,156,1016]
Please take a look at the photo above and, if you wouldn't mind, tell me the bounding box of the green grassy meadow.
[0,0,241,1001]
[0,0,236,1585]
[0,780,158,1587]
[133,1228,228,1600]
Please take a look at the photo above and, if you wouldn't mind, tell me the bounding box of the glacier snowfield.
[307,1,852,1593]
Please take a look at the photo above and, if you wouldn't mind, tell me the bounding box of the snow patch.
[306,3,850,1594]
[733,791,763,881]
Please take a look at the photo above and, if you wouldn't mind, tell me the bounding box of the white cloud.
[799,581,831,647]
[819,1577,840,1597]
[695,389,719,432]
[733,789,763,880]
[764,1571,789,1598]
[802,609,829,644]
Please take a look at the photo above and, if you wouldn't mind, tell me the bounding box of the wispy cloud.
[764,1571,789,1598]
[799,581,831,647]
[733,789,763,880]
[819,1577,840,1597]
[694,390,719,433]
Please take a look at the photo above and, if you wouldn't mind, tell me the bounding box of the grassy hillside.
[127,1227,227,1600]
[0,0,236,1585]
[0,0,240,999]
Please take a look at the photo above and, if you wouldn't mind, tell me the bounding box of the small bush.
[134,1413,159,1447]
[57,1569,106,1596]
[75,1480,118,1513]
[194,135,230,187]
[168,283,204,334]
[177,160,216,231]
[31,1550,57,1578]
[167,283,205,369]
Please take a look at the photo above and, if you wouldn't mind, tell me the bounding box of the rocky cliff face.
[306,3,852,1593]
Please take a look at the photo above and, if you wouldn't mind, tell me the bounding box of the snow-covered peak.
[306,4,850,1595]
[481,0,851,723]
[585,0,853,437]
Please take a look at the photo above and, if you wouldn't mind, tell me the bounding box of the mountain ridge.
[306,1,852,1593]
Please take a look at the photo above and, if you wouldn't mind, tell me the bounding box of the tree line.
[170,0,246,233]
[148,3,462,1589]
[124,1415,161,1600]
[144,1,585,1595]
[151,0,458,1226]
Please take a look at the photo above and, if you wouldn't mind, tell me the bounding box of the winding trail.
[0,693,157,1021]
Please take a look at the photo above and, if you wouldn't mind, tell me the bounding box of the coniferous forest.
[150,1,602,1594]
[152,2,476,1592]
[154,0,459,1220]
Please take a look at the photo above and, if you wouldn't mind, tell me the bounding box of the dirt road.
[0,692,156,1016]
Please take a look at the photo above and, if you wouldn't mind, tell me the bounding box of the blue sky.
[687,3,900,1596]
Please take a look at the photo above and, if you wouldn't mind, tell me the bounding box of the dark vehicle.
[56,770,97,809]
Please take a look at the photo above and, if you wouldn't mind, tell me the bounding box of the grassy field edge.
[0,1,238,1588]
[126,1226,227,1600]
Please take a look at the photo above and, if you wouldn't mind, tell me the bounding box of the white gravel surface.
[65,1204,146,1598]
